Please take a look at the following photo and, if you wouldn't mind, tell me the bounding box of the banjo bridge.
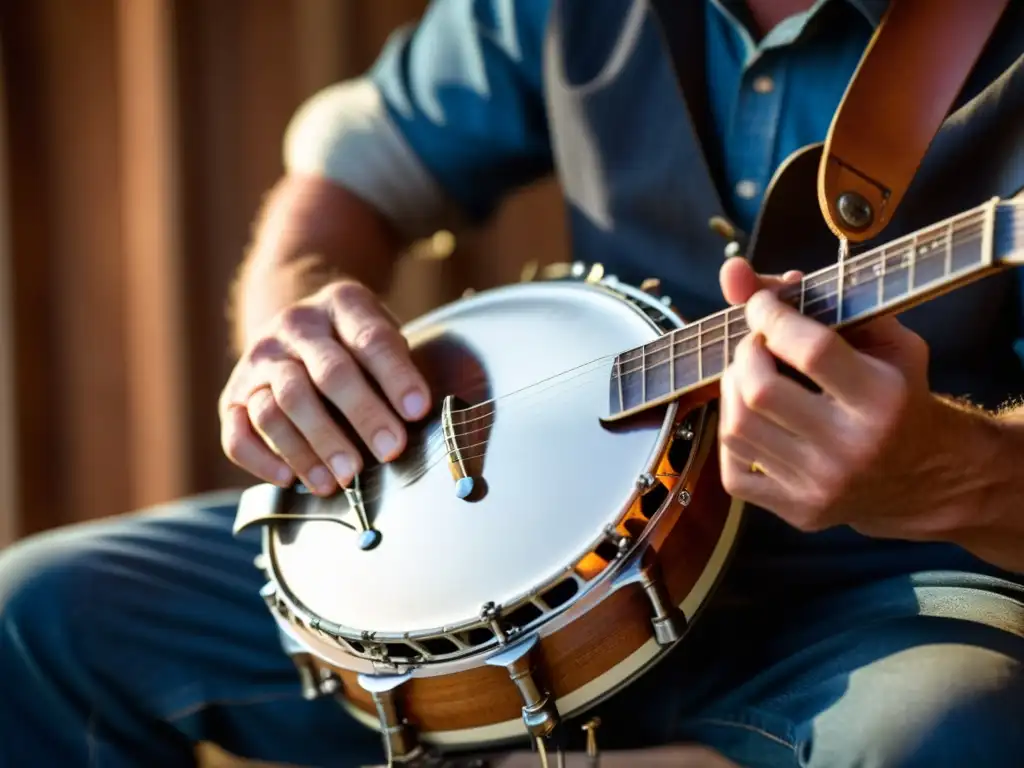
[440,394,489,500]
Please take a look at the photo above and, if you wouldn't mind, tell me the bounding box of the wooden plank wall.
[0,0,566,543]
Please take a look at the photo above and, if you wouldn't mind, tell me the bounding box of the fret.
[614,356,624,413]
[669,332,675,392]
[877,246,886,306]
[697,322,703,380]
[994,201,1024,264]
[944,218,953,277]
[836,254,882,322]
[951,209,988,272]
[642,337,673,403]
[670,327,702,393]
[908,232,918,292]
[803,273,838,326]
[881,245,911,304]
[836,255,846,324]
[722,314,730,370]
[693,315,728,381]
[640,345,646,403]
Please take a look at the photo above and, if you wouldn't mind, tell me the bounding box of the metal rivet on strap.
[836,191,873,230]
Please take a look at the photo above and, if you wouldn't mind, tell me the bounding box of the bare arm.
[229,173,404,355]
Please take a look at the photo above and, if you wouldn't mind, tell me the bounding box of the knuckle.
[795,332,836,373]
[349,322,400,357]
[249,395,284,431]
[247,335,285,362]
[759,302,788,335]
[273,377,311,413]
[328,280,371,307]
[277,304,324,336]
[312,353,357,392]
[742,377,779,412]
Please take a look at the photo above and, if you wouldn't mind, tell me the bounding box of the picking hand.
[715,257,976,537]
[218,280,431,496]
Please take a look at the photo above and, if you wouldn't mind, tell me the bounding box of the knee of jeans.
[798,645,1024,767]
[0,531,97,669]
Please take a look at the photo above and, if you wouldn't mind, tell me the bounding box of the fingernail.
[373,429,399,459]
[329,453,355,482]
[402,391,427,419]
[308,465,333,493]
[276,466,293,486]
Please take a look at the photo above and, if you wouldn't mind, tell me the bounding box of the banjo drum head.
[266,280,675,651]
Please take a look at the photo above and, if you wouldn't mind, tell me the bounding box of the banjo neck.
[604,197,1024,422]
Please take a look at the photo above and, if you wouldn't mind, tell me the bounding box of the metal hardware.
[480,602,508,645]
[293,660,340,698]
[640,567,686,646]
[675,425,694,441]
[708,215,737,241]
[344,474,381,550]
[582,717,602,768]
[678,489,692,506]
[273,624,341,700]
[836,191,873,230]
[358,672,424,766]
[603,525,632,559]
[708,216,748,258]
[441,395,476,500]
[639,277,661,294]
[485,634,560,740]
[723,240,743,259]
[635,472,656,494]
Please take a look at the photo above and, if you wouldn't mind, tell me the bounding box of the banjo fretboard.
[606,198,1024,421]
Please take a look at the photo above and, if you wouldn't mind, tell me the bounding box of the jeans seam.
[689,716,798,751]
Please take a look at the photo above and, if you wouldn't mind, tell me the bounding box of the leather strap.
[818,0,1009,242]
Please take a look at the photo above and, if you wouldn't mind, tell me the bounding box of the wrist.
[231,174,402,354]
[932,395,1024,569]
[232,255,342,354]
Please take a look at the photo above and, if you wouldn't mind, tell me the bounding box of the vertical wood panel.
[0,0,60,534]
[0,41,18,546]
[42,0,130,523]
[118,0,190,509]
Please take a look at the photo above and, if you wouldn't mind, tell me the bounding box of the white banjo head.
[255,278,681,665]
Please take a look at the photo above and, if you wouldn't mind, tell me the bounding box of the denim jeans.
[1,491,1023,767]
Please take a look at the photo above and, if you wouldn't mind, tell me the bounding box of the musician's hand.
[218,280,431,495]
[715,257,989,538]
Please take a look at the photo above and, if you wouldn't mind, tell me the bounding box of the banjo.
[232,144,1024,767]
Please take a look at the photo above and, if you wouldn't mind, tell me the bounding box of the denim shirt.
[359,0,1024,580]
[367,0,1024,398]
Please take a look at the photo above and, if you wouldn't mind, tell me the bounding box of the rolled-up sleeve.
[284,0,553,240]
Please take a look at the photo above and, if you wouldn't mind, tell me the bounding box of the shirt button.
[752,75,775,94]
[735,180,758,199]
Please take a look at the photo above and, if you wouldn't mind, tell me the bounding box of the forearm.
[230,174,403,354]
[938,398,1024,572]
